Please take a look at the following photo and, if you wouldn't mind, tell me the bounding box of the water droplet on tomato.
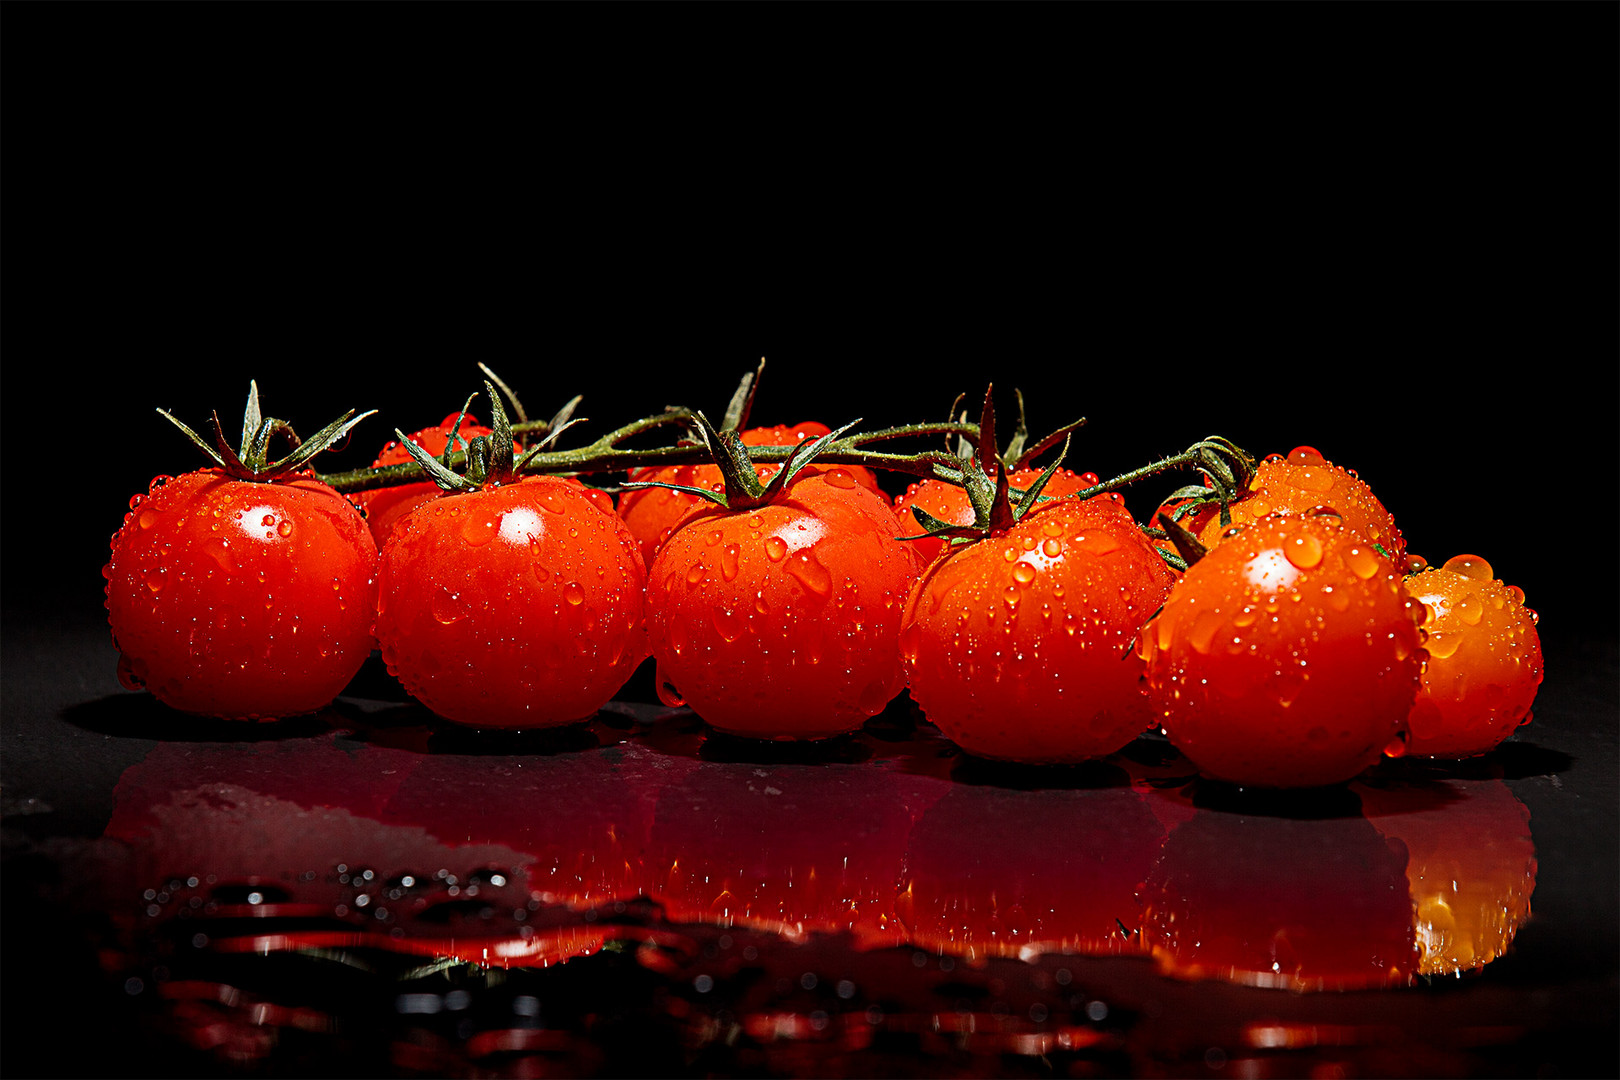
[1288,446,1325,466]
[261,514,276,527]
[432,587,465,625]
[565,582,586,606]
[824,468,857,490]
[1345,546,1382,580]
[763,536,789,562]
[712,607,742,642]
[1011,562,1036,585]
[1456,593,1485,626]
[1442,554,1494,581]
[720,544,740,581]
[706,529,724,547]
[686,563,707,585]
[1308,505,1343,526]
[654,664,686,707]
[1284,534,1323,570]
[784,550,832,596]
[1041,538,1062,558]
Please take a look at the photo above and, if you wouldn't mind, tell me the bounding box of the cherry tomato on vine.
[619,422,883,568]
[645,468,921,740]
[105,468,379,720]
[1164,446,1406,568]
[373,475,648,729]
[893,466,1099,565]
[899,493,1178,764]
[1139,509,1426,788]
[1402,554,1543,758]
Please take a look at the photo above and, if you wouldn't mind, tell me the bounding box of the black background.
[3,5,1615,643]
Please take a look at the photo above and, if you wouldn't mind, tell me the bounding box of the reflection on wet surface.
[37,695,1560,1076]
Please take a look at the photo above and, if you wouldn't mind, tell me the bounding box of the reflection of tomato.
[646,471,920,740]
[1403,556,1543,757]
[104,469,378,720]
[1140,510,1426,788]
[1358,776,1536,976]
[901,495,1176,763]
[892,467,1098,565]
[374,476,647,729]
[641,758,940,947]
[619,422,883,567]
[1173,446,1406,568]
[895,782,1169,961]
[1138,807,1420,990]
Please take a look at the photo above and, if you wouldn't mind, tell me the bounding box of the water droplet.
[706,529,724,547]
[720,544,741,581]
[1382,729,1409,759]
[784,550,832,596]
[1441,554,1494,581]
[1456,593,1485,626]
[655,664,686,707]
[1425,631,1461,659]
[277,520,294,538]
[1284,533,1323,570]
[432,586,465,625]
[764,536,789,562]
[1308,505,1343,526]
[1288,446,1325,466]
[712,607,742,642]
[1041,538,1062,558]
[565,582,586,606]
[823,468,857,490]
[686,563,707,585]
[1011,562,1037,585]
[261,514,276,527]
[1345,546,1382,580]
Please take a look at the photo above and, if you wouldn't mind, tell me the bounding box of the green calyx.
[899,384,1078,546]
[158,381,375,482]
[394,379,584,494]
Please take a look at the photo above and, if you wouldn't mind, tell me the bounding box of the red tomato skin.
[899,496,1177,764]
[104,469,379,720]
[645,472,921,740]
[892,467,1098,565]
[1140,511,1426,788]
[1403,556,1543,757]
[618,422,882,568]
[1181,447,1406,568]
[373,476,648,729]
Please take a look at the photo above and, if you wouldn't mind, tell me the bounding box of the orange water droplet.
[277,520,294,538]
[706,529,724,547]
[565,582,586,606]
[1345,546,1382,580]
[720,544,741,581]
[1425,631,1461,659]
[1441,554,1494,581]
[1288,446,1325,466]
[1284,533,1323,570]
[685,563,707,585]
[1011,562,1037,585]
[460,513,495,547]
[1188,609,1224,654]
[823,468,857,489]
[763,536,789,562]
[784,550,832,596]
[432,586,465,625]
[539,490,568,514]
[1308,505,1343,526]
[712,607,742,642]
[1040,538,1062,558]
[1041,519,1064,537]
[1457,593,1485,626]
[1506,584,1526,604]
[261,514,276,527]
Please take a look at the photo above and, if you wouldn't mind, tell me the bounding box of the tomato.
[1167,446,1406,568]
[893,466,1099,565]
[899,493,1178,764]
[372,475,648,729]
[104,468,379,720]
[1139,509,1426,788]
[1402,555,1543,757]
[645,469,921,740]
[619,422,883,568]
[354,412,496,546]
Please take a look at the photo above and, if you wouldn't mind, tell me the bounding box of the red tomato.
[619,422,883,568]
[892,466,1099,565]
[372,475,647,729]
[645,470,921,740]
[354,412,496,546]
[1173,446,1406,568]
[1139,510,1426,788]
[104,468,379,720]
[899,494,1177,763]
[1402,555,1543,757]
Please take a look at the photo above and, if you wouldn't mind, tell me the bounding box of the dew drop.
[1345,546,1382,580]
[277,520,294,538]
[686,563,707,585]
[823,468,857,490]
[1284,533,1323,570]
[706,529,724,547]
[1456,593,1485,626]
[1011,562,1037,585]
[763,536,789,562]
[784,550,832,596]
[1288,446,1325,466]
[1441,554,1494,581]
[565,582,586,606]
[1308,505,1343,526]
[711,607,742,642]
[655,665,686,707]
[1041,538,1062,558]
[720,544,741,581]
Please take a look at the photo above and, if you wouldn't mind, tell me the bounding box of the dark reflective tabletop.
[5,618,1615,1078]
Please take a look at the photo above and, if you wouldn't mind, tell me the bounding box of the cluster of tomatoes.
[103,393,1544,789]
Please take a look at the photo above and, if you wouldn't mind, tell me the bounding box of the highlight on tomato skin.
[104,469,380,721]
[1165,446,1406,569]
[899,494,1178,764]
[1402,555,1544,758]
[618,422,883,569]
[1138,509,1427,789]
[372,475,649,730]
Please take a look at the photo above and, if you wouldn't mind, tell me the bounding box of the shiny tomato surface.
[104,468,378,720]
[1403,555,1543,757]
[900,495,1177,763]
[645,470,921,740]
[373,476,647,729]
[1140,510,1426,788]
